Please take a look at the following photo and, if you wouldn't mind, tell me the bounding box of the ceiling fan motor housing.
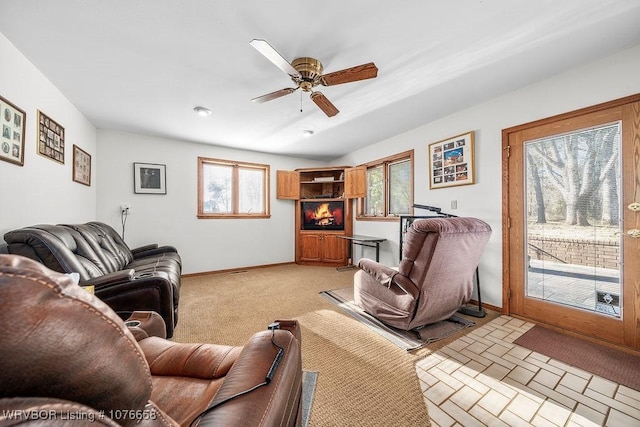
[291,57,323,91]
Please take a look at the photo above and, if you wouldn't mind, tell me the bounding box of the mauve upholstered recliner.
[354,217,491,331]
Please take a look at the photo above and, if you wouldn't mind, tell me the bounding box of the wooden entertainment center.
[277,166,365,266]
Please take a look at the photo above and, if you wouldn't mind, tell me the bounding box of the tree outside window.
[198,157,270,218]
[358,150,413,219]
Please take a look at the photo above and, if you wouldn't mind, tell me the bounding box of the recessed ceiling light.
[193,106,212,117]
[302,129,314,137]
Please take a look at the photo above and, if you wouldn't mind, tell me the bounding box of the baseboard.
[181,262,296,278]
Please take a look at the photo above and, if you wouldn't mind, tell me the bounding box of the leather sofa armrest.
[274,319,301,343]
[131,243,159,253]
[196,328,302,427]
[89,271,175,338]
[81,269,135,288]
[126,311,167,340]
[132,245,178,259]
[139,337,242,379]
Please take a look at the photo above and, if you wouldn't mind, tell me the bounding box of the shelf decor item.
[72,144,91,186]
[428,131,475,189]
[37,110,65,164]
[0,95,26,166]
[134,162,166,194]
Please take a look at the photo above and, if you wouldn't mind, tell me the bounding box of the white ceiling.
[1,0,639,161]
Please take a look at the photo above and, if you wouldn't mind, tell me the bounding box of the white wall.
[3,22,639,307]
[335,44,640,309]
[0,32,97,237]
[96,130,323,274]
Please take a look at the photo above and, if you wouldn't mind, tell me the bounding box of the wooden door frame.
[502,94,640,346]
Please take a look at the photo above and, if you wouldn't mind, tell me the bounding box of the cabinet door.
[344,166,366,199]
[299,234,323,262]
[322,235,347,263]
[277,170,300,200]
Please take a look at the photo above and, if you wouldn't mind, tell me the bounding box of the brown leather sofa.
[0,255,303,426]
[3,221,181,337]
[354,217,492,330]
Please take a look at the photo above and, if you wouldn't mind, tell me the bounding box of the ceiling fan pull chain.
[300,90,303,113]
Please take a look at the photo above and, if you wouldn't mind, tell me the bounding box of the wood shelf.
[277,165,366,266]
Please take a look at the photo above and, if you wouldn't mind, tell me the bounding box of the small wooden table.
[336,235,386,271]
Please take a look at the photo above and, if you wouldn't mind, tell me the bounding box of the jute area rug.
[173,264,499,427]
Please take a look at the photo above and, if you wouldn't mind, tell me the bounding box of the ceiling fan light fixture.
[193,106,212,117]
[250,39,378,117]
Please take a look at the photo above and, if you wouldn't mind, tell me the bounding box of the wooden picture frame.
[428,131,475,189]
[0,95,26,166]
[72,144,91,186]
[37,110,65,164]
[134,162,166,194]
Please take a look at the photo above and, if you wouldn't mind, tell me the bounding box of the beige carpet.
[173,264,499,426]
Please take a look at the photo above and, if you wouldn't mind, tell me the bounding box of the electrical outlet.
[121,204,131,214]
[451,200,457,210]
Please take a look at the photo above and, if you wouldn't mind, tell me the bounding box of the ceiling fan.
[249,39,378,117]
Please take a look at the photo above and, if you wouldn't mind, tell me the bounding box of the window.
[198,157,270,218]
[357,150,413,219]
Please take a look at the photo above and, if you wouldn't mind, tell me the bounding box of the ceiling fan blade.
[249,39,301,78]
[251,87,298,103]
[310,92,339,117]
[320,62,378,86]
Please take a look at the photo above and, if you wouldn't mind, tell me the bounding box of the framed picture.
[72,144,91,186]
[37,110,65,164]
[428,131,475,189]
[134,162,166,194]
[0,95,26,166]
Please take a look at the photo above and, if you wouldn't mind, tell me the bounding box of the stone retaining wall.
[527,237,619,269]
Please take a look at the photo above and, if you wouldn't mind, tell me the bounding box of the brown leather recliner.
[354,217,492,330]
[0,255,303,427]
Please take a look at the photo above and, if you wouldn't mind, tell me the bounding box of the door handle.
[626,229,640,238]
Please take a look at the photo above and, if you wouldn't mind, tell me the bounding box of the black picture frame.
[134,162,166,194]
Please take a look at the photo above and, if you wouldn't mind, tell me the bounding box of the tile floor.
[416,316,640,426]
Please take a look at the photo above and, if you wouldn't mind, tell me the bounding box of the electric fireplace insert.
[300,201,345,231]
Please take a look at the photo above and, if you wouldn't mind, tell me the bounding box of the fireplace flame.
[302,202,343,229]
[315,203,332,218]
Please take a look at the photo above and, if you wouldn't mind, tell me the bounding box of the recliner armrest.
[139,338,242,379]
[132,244,179,259]
[126,311,167,340]
[131,243,159,253]
[80,269,135,288]
[358,259,398,286]
[358,259,419,297]
[197,328,302,427]
[87,270,175,338]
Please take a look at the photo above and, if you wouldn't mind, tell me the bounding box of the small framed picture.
[37,110,65,164]
[428,131,475,189]
[134,162,166,194]
[72,144,91,186]
[0,95,26,166]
